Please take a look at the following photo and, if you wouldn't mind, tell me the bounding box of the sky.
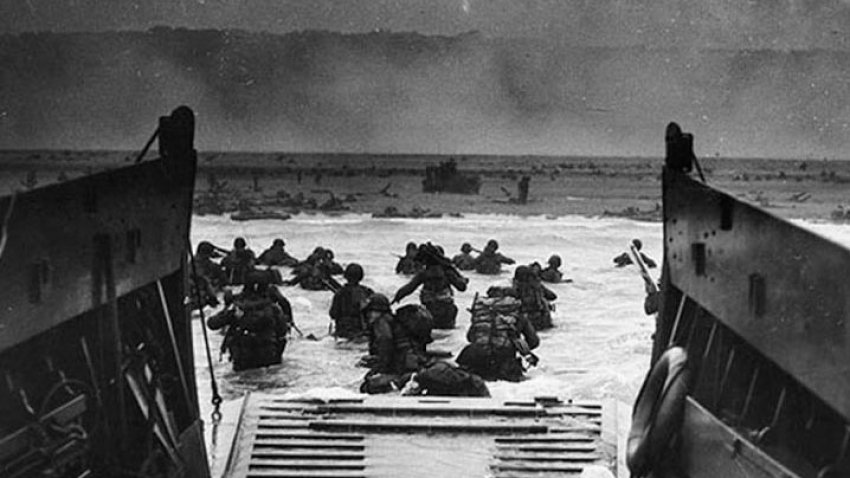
[4,0,850,50]
[4,1,850,156]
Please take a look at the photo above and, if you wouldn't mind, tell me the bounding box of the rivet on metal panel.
[692,243,706,276]
[748,274,766,318]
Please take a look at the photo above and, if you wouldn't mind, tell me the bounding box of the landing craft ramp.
[224,393,618,477]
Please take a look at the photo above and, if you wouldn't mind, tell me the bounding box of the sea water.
[189,213,850,475]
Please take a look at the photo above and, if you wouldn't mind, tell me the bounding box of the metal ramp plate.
[224,393,617,477]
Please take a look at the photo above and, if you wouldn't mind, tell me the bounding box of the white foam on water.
[191,213,850,475]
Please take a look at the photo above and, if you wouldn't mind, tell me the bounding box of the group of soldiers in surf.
[191,234,652,397]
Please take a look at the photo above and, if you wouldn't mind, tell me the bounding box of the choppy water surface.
[189,213,850,475]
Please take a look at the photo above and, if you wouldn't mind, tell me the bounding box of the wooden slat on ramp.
[224,393,617,477]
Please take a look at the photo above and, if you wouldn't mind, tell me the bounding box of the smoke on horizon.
[1,27,850,159]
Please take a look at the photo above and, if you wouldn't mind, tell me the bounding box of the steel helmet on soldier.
[363,294,391,313]
[197,241,214,256]
[548,255,562,267]
[486,239,499,251]
[234,237,247,249]
[344,263,364,282]
[461,243,472,253]
[513,265,532,282]
[632,239,642,250]
[273,238,285,247]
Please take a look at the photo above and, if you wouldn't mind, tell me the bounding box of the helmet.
[632,239,642,250]
[406,242,418,253]
[548,255,562,267]
[513,265,532,282]
[363,294,391,313]
[234,237,247,249]
[344,263,364,282]
[273,238,285,247]
[461,243,472,253]
[486,239,499,251]
[197,241,214,256]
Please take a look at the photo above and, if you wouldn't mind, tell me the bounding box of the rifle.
[419,242,468,285]
[319,275,342,293]
[630,244,658,293]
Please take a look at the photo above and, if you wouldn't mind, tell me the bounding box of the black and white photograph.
[1,1,850,477]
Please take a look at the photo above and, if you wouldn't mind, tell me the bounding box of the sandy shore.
[2,150,850,222]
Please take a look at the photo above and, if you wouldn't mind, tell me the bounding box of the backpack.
[395,304,434,345]
[468,296,521,350]
[416,362,490,397]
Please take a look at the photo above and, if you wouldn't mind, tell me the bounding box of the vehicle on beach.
[422,158,482,195]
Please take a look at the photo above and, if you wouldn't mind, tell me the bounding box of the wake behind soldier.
[457,293,540,382]
[392,243,469,329]
[222,237,256,285]
[474,239,515,275]
[329,264,374,339]
[258,238,299,267]
[452,243,477,271]
[207,271,291,371]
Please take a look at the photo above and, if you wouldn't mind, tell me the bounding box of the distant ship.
[0,107,209,477]
[626,124,850,478]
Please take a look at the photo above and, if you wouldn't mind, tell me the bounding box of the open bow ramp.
[224,393,618,478]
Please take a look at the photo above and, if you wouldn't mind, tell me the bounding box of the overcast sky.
[4,0,850,49]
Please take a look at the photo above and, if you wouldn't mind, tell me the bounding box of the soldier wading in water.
[207,271,292,371]
[392,243,469,329]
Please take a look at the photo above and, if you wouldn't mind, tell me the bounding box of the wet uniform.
[208,291,290,371]
[258,245,298,267]
[474,251,515,275]
[539,266,563,283]
[367,311,428,375]
[452,252,476,271]
[395,255,424,275]
[222,248,256,285]
[393,264,468,329]
[511,280,557,331]
[330,283,374,339]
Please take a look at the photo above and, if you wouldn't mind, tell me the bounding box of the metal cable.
[187,239,223,422]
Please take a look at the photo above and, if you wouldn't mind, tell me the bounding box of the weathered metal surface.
[0,155,196,352]
[225,393,614,478]
[663,168,850,420]
[678,398,807,478]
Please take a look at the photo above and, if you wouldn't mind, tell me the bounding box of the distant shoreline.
[4,150,850,223]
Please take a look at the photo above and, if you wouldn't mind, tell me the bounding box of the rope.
[134,127,160,164]
[187,239,223,422]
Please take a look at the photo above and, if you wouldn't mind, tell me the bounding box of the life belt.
[627,346,690,478]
